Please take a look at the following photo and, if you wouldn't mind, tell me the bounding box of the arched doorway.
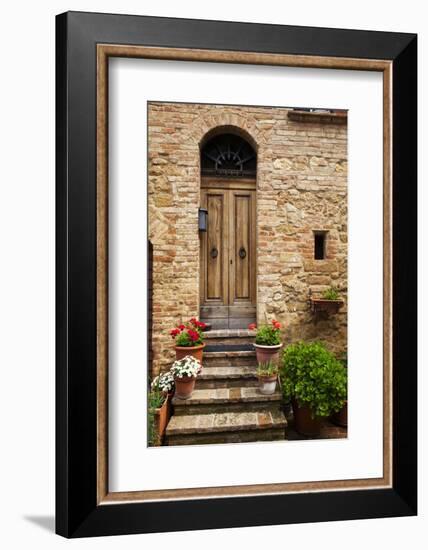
[199,131,257,329]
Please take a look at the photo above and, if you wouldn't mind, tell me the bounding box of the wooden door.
[200,184,256,328]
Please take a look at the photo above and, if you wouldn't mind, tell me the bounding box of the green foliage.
[256,361,278,377]
[339,350,348,369]
[255,324,281,346]
[147,409,156,446]
[322,287,340,300]
[148,389,166,410]
[147,389,166,446]
[280,341,347,418]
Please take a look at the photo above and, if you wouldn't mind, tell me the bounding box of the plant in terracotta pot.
[331,350,348,427]
[280,341,347,437]
[170,318,206,363]
[147,388,168,446]
[322,287,340,301]
[151,370,175,430]
[256,361,279,395]
[170,355,202,400]
[249,319,282,364]
[310,287,344,314]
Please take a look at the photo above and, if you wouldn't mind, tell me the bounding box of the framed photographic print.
[56,11,417,538]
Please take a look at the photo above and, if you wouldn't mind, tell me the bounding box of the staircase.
[165,330,287,446]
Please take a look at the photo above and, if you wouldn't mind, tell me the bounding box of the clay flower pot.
[292,399,322,437]
[310,298,344,314]
[173,375,196,400]
[331,400,348,427]
[257,374,277,395]
[174,343,205,364]
[253,343,282,365]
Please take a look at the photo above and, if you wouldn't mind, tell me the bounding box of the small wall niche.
[313,231,328,260]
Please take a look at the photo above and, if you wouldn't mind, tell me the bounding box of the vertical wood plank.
[235,194,250,299]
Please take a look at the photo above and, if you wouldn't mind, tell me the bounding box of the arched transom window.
[201,133,256,178]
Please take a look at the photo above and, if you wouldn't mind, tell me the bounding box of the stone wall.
[148,102,348,375]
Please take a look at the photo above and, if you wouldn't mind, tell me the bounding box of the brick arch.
[189,112,267,149]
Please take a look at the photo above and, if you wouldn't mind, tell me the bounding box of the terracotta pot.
[152,394,169,446]
[257,374,277,395]
[174,343,205,364]
[292,399,322,436]
[174,375,196,400]
[310,299,344,314]
[253,343,282,365]
[331,401,348,427]
[166,391,174,422]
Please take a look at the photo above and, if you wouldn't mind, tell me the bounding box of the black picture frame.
[56,11,417,538]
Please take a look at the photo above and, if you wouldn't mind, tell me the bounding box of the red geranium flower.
[274,322,281,329]
[248,323,256,330]
[188,329,199,342]
[170,328,180,337]
[178,324,185,330]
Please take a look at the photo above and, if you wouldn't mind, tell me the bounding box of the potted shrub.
[310,287,344,314]
[256,361,278,395]
[170,355,202,400]
[331,351,348,427]
[151,370,175,427]
[281,341,347,436]
[147,388,169,446]
[170,318,206,363]
[249,319,282,364]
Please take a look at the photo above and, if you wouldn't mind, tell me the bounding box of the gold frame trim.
[96,44,392,504]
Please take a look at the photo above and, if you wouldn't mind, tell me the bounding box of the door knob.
[239,247,247,259]
[210,247,218,259]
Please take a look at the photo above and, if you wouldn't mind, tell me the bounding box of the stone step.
[203,350,257,368]
[201,318,256,330]
[204,343,254,353]
[166,410,287,445]
[172,386,282,415]
[196,366,258,389]
[203,329,256,346]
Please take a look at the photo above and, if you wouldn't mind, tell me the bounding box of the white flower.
[151,370,175,392]
[170,355,202,379]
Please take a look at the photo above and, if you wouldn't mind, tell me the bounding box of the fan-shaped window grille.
[201,133,256,177]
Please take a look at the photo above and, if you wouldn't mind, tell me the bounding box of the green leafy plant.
[339,349,348,369]
[280,341,347,418]
[322,287,340,300]
[148,388,166,410]
[249,319,282,346]
[147,388,166,446]
[148,410,156,446]
[256,361,278,377]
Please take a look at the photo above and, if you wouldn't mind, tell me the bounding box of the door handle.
[239,247,247,259]
[210,247,218,259]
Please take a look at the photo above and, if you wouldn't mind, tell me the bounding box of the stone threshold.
[166,410,287,436]
[172,387,281,406]
[203,329,256,339]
